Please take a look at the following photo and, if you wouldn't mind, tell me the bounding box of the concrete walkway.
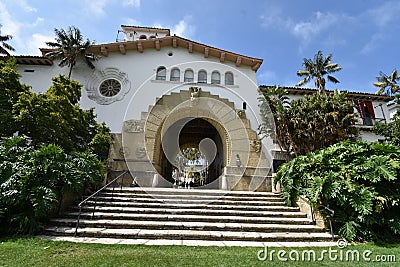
[38,235,338,247]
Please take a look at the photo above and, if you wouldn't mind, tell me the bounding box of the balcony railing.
[355,117,386,126]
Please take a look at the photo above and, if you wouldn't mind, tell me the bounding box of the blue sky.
[1,0,399,94]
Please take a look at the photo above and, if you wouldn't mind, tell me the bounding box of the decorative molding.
[250,139,261,153]
[236,110,246,119]
[118,44,126,54]
[136,147,147,159]
[220,52,226,62]
[155,40,160,50]
[236,56,242,67]
[119,146,130,158]
[101,46,108,57]
[204,47,209,58]
[86,67,131,105]
[189,86,201,105]
[124,120,144,133]
[188,42,193,53]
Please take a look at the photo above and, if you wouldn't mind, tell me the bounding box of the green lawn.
[0,237,399,267]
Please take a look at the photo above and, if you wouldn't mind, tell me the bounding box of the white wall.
[17,46,262,134]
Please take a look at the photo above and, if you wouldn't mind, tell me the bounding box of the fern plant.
[275,141,400,242]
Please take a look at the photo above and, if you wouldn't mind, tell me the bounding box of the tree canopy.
[373,69,400,96]
[0,25,15,56]
[45,26,98,78]
[296,50,342,94]
[0,58,30,136]
[0,58,112,157]
[259,88,358,157]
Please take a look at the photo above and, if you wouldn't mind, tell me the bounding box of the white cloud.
[171,16,195,38]
[359,2,400,54]
[260,7,292,29]
[368,1,400,27]
[0,3,49,55]
[0,3,21,36]
[25,33,54,55]
[153,16,195,38]
[260,9,353,51]
[124,18,141,26]
[85,0,108,16]
[122,0,140,8]
[14,0,37,13]
[291,12,348,46]
[360,33,385,55]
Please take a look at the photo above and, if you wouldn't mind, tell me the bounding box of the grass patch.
[0,237,399,266]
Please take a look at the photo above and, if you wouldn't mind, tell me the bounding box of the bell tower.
[120,25,170,41]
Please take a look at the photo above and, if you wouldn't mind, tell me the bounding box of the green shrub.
[275,141,400,242]
[0,136,104,236]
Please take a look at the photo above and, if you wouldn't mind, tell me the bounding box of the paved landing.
[38,235,338,247]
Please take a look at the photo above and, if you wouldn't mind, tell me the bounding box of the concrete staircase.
[43,187,333,245]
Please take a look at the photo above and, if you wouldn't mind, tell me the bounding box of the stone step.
[74,206,307,218]
[38,235,338,247]
[102,187,280,198]
[49,218,324,233]
[62,212,313,225]
[82,201,294,211]
[45,226,332,242]
[90,195,285,205]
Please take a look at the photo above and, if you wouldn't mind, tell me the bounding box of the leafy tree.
[373,95,400,145]
[0,25,15,56]
[0,58,30,137]
[275,141,400,242]
[373,69,400,96]
[14,75,111,155]
[258,85,291,152]
[296,50,342,94]
[259,88,358,157]
[45,26,98,78]
[0,136,104,235]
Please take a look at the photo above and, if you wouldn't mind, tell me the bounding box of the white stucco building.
[7,25,395,191]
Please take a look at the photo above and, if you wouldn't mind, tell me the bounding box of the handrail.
[74,171,128,237]
[284,183,335,241]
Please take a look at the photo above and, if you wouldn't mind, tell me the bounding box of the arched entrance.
[159,118,224,187]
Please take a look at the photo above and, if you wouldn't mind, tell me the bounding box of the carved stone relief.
[189,86,201,105]
[136,147,147,159]
[86,67,131,105]
[236,110,246,119]
[124,120,144,133]
[250,139,261,153]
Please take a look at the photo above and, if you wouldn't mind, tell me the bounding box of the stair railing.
[282,184,335,241]
[74,171,128,237]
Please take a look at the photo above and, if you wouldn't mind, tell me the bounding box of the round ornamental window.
[99,79,121,97]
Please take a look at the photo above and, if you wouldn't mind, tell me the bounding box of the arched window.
[211,71,221,84]
[139,35,147,40]
[225,72,234,85]
[170,68,180,82]
[149,35,156,39]
[156,66,166,80]
[184,69,194,82]
[198,70,207,83]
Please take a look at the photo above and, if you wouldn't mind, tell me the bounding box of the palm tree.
[296,50,342,95]
[0,25,15,56]
[45,26,97,78]
[373,69,400,96]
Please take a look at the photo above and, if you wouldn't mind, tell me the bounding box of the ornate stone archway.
[111,88,272,191]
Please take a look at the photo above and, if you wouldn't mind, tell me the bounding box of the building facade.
[10,26,394,191]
